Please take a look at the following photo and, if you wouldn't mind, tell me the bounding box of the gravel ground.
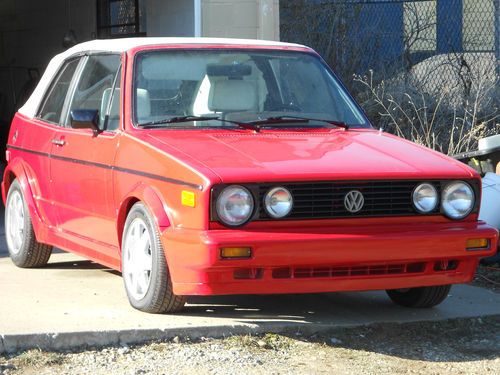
[1,316,499,375]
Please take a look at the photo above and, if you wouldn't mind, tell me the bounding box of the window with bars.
[403,1,437,53]
[97,0,147,38]
[463,0,495,51]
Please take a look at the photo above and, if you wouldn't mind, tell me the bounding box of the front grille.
[272,262,427,279]
[258,180,439,220]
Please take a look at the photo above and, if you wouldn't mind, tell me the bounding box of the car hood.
[145,129,474,183]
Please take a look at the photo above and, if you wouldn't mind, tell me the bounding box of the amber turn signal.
[181,190,196,207]
[466,238,489,250]
[220,247,252,259]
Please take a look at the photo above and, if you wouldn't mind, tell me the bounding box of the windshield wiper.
[137,115,259,131]
[138,115,220,127]
[247,116,349,130]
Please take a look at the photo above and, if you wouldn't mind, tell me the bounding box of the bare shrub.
[355,68,499,155]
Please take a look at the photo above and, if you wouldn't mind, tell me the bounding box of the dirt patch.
[1,316,499,375]
[473,264,500,293]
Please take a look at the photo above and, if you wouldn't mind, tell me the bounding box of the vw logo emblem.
[344,190,364,213]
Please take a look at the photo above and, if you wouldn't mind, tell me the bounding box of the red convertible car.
[3,38,497,313]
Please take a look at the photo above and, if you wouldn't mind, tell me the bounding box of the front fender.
[117,183,173,247]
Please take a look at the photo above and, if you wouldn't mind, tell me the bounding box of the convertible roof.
[19,37,308,118]
[64,37,305,54]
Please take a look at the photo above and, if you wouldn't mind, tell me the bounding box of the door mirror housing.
[70,109,101,135]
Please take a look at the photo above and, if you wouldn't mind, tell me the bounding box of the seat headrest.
[208,80,256,112]
[101,88,150,125]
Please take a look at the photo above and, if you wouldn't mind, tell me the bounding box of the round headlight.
[216,185,254,226]
[264,187,293,218]
[412,183,438,213]
[442,181,474,219]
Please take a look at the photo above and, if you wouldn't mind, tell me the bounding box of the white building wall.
[201,0,279,41]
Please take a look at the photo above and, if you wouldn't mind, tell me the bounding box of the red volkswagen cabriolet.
[3,38,497,313]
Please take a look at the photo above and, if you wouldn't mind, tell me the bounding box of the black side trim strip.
[7,144,203,190]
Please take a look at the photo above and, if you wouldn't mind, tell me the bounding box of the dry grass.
[224,332,294,350]
[9,349,66,369]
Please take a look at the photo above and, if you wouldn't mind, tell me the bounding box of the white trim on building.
[194,0,202,37]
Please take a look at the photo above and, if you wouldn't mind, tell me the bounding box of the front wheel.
[386,285,451,308]
[5,179,52,268]
[121,202,186,313]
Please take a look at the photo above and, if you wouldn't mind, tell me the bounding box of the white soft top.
[19,37,307,118]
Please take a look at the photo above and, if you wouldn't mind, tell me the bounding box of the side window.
[37,58,80,124]
[66,54,121,130]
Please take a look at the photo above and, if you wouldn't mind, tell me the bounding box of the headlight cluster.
[441,181,474,219]
[216,185,254,226]
[215,185,293,226]
[412,183,438,213]
[264,187,293,218]
[412,181,475,220]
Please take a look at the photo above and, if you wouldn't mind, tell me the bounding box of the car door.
[16,57,82,228]
[50,54,122,262]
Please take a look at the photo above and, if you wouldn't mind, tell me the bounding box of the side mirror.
[70,109,101,135]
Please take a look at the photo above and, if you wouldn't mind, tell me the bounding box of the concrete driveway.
[1,208,499,353]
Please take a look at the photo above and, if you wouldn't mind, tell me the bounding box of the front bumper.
[162,220,498,296]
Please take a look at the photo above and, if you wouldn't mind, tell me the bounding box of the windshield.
[133,49,370,128]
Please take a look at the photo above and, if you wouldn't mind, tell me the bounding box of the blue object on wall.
[437,0,463,53]
[346,1,404,73]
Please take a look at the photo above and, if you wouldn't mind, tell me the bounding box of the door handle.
[51,139,66,146]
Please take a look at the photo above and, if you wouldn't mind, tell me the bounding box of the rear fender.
[2,159,45,238]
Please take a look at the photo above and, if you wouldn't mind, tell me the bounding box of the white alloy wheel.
[123,217,153,301]
[121,202,186,313]
[6,189,25,254]
[5,179,52,268]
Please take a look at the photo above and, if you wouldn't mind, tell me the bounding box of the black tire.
[386,285,451,308]
[5,179,52,268]
[121,202,186,313]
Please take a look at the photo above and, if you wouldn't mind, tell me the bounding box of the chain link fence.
[280,0,500,154]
